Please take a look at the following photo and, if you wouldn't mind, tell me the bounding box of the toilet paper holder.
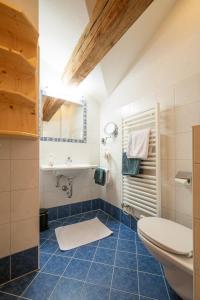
[175,171,192,185]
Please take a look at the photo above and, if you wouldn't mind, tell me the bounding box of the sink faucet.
[66,156,72,164]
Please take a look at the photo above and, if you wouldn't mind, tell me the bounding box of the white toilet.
[137,217,193,300]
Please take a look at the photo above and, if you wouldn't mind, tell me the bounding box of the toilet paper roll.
[175,178,189,185]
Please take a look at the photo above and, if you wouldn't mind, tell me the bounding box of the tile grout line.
[0,283,162,300]
[108,218,119,300]
[20,246,58,298]
[135,236,141,300]
[0,290,32,299]
[41,236,153,257]
[160,264,171,300]
[49,209,100,223]
[39,258,165,278]
[78,214,108,299]
[0,269,37,289]
[39,211,165,300]
[45,210,105,299]
[3,209,174,300]
[46,247,78,299]
[46,256,74,299]
[50,207,133,232]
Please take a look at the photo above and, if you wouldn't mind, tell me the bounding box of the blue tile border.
[0,247,38,285]
[11,247,38,279]
[45,198,138,232]
[40,100,87,143]
[0,256,10,285]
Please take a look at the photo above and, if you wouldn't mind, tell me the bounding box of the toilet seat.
[138,217,193,257]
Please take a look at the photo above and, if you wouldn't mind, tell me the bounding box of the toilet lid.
[138,217,193,257]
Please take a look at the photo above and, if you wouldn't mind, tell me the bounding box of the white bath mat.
[55,217,113,251]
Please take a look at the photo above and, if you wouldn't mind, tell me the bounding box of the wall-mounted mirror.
[104,122,118,137]
[40,93,87,142]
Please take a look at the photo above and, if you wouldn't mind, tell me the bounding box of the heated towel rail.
[122,103,161,217]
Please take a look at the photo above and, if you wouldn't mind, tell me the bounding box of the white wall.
[100,0,200,228]
[40,97,100,208]
[39,0,101,209]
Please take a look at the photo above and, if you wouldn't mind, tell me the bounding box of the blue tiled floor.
[0,209,182,300]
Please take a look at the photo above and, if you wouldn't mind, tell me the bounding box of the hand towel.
[122,152,141,176]
[94,168,110,186]
[94,168,105,186]
[127,128,150,160]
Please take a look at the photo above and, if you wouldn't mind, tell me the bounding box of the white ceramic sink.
[40,164,97,177]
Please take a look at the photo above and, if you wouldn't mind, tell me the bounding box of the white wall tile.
[161,134,175,159]
[160,159,168,185]
[162,184,175,212]
[11,139,39,160]
[0,160,10,192]
[11,217,38,254]
[75,169,96,188]
[42,189,69,208]
[40,172,57,192]
[167,159,176,183]
[175,132,192,160]
[0,139,10,159]
[11,160,39,190]
[175,159,192,173]
[161,157,176,208]
[174,73,200,106]
[0,192,10,225]
[175,185,192,216]
[175,211,193,229]
[162,207,175,221]
[11,189,39,222]
[0,223,10,258]
[175,101,200,133]
[160,108,175,135]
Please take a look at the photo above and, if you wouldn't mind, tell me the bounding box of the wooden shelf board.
[0,1,38,138]
[0,1,38,46]
[0,45,36,74]
[0,89,35,107]
[0,130,38,139]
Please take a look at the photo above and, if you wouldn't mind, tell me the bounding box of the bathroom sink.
[40,164,97,177]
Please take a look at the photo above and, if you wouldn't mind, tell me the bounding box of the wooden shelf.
[0,1,38,139]
[0,45,36,74]
[0,89,35,107]
[0,1,38,46]
[0,130,38,139]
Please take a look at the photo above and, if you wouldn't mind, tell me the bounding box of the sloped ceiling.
[39,0,176,103]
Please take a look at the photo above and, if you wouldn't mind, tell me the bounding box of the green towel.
[94,168,106,186]
[122,152,141,176]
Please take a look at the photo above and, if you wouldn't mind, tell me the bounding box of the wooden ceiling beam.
[63,0,154,85]
[42,95,65,122]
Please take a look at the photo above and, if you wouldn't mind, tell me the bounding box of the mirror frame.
[40,92,87,143]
